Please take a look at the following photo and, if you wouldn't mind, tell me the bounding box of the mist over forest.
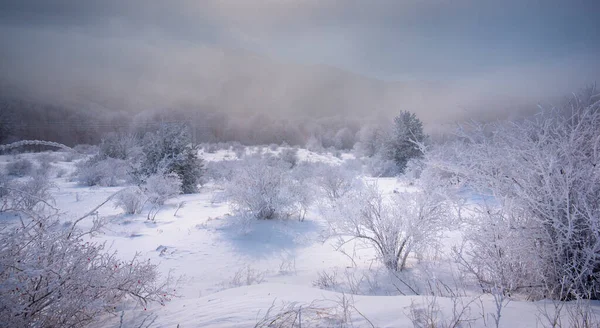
[1,0,599,146]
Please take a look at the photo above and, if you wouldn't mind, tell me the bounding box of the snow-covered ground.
[1,149,599,327]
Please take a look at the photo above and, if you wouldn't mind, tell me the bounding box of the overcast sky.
[0,0,599,121]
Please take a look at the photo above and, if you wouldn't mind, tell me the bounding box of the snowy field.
[1,147,599,328]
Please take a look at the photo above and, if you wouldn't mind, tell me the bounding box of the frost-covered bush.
[287,166,317,221]
[365,154,399,177]
[231,142,246,159]
[278,147,299,168]
[428,87,600,300]
[204,160,238,183]
[353,125,387,158]
[6,158,33,177]
[73,133,141,187]
[143,173,182,205]
[74,157,130,187]
[35,152,58,164]
[226,157,310,220]
[341,158,363,173]
[139,124,204,194]
[98,132,141,161]
[334,127,355,150]
[0,212,173,327]
[1,173,54,211]
[314,164,362,203]
[35,152,56,176]
[327,184,448,271]
[113,187,146,214]
[35,152,58,172]
[400,158,425,184]
[60,150,82,162]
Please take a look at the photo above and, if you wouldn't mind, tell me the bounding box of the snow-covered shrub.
[226,157,308,220]
[60,150,82,162]
[353,125,387,158]
[0,212,173,327]
[1,173,54,211]
[278,147,299,168]
[232,142,246,159]
[143,173,182,205]
[341,158,363,173]
[35,152,58,175]
[113,187,146,214]
[334,127,355,150]
[428,88,600,300]
[73,133,141,187]
[224,266,265,288]
[327,184,448,271]
[204,160,238,183]
[314,164,362,203]
[139,124,204,194]
[254,296,360,327]
[313,270,339,290]
[34,152,56,176]
[400,158,425,184]
[35,152,58,164]
[98,133,140,160]
[365,154,399,177]
[74,157,130,187]
[6,157,33,177]
[286,167,316,221]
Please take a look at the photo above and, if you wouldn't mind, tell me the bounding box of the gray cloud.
[0,0,598,129]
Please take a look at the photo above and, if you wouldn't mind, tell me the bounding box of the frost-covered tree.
[333,127,355,150]
[139,123,204,194]
[327,184,448,271]
[353,125,386,158]
[427,87,600,300]
[387,111,426,173]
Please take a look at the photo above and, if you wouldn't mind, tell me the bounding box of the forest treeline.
[0,95,389,149]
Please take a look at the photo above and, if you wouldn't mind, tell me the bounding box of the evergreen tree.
[140,123,204,194]
[387,111,426,173]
